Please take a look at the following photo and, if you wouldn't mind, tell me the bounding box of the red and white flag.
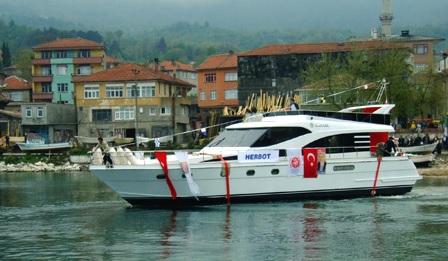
[175,151,200,196]
[287,148,303,176]
[303,148,318,178]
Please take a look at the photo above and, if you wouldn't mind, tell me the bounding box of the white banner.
[238,150,279,163]
[287,148,303,176]
[175,151,200,196]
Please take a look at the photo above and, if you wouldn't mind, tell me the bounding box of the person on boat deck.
[290,98,299,111]
[93,137,113,167]
[385,136,397,156]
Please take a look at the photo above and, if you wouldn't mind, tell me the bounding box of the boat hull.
[90,156,421,207]
[17,142,72,151]
[123,185,413,207]
[400,143,437,154]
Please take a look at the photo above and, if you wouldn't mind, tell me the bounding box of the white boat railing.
[89,145,402,166]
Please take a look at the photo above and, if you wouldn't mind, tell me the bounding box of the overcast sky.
[0,0,446,33]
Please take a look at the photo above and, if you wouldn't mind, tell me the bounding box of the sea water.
[0,172,447,260]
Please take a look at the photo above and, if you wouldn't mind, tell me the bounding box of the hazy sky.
[0,0,447,33]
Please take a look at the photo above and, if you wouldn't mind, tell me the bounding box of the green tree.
[13,49,33,80]
[1,42,11,67]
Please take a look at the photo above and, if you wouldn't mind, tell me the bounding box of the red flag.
[303,148,318,178]
[154,151,177,200]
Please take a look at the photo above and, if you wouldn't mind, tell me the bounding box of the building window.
[55,51,67,58]
[77,66,91,75]
[92,109,112,121]
[141,86,156,97]
[56,65,68,75]
[181,105,188,115]
[84,86,99,99]
[41,51,52,59]
[36,106,45,118]
[57,83,68,92]
[78,50,91,58]
[210,90,217,100]
[25,107,32,118]
[205,73,216,83]
[414,64,428,72]
[41,66,51,76]
[200,91,206,101]
[160,107,171,115]
[9,92,23,102]
[115,107,135,120]
[42,83,52,93]
[225,89,238,100]
[414,44,428,55]
[106,86,124,98]
[225,72,238,81]
[149,107,157,116]
[127,85,140,97]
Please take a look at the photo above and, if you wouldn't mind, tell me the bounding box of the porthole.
[271,169,280,175]
[333,165,355,171]
[246,170,255,176]
[156,174,166,179]
[182,173,193,178]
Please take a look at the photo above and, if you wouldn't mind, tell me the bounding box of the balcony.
[32,75,53,83]
[33,92,53,102]
[73,57,103,64]
[32,59,51,65]
[72,75,90,82]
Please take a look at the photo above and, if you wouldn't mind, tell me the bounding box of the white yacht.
[89,104,421,207]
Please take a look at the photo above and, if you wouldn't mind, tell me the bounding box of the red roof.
[3,76,31,90]
[240,40,404,56]
[160,60,196,72]
[33,38,104,51]
[197,53,238,70]
[73,63,193,87]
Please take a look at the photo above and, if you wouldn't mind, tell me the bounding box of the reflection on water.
[0,173,447,260]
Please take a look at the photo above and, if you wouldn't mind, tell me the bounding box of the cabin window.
[246,170,255,176]
[304,133,369,153]
[252,127,311,147]
[271,169,280,175]
[207,128,266,147]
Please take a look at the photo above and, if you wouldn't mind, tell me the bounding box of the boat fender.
[116,147,128,165]
[92,148,103,165]
[124,148,144,165]
[109,147,118,164]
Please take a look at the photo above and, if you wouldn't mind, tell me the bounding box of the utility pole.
[132,68,140,149]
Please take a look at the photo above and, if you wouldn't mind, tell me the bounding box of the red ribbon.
[220,156,231,205]
[371,156,382,197]
[155,151,177,200]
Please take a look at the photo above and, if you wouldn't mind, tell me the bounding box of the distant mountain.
[0,0,446,34]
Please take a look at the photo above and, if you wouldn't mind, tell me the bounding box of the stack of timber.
[223,90,300,117]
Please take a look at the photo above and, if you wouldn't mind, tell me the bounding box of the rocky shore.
[0,161,87,172]
[418,156,448,176]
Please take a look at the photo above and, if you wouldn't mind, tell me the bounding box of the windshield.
[206,128,267,147]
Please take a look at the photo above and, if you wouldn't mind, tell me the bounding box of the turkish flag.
[303,148,318,178]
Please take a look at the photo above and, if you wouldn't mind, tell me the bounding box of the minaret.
[379,0,393,37]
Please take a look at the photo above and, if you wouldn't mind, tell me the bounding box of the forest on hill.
[0,17,447,81]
